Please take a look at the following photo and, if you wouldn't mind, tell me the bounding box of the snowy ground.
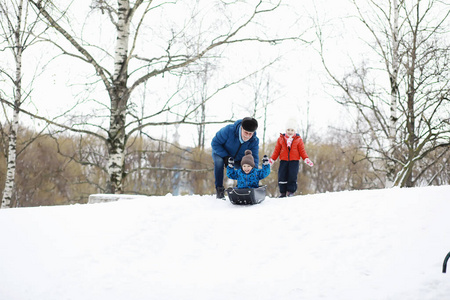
[1,185,450,300]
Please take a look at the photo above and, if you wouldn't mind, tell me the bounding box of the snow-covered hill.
[1,186,450,300]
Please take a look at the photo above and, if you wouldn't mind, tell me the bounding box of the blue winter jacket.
[226,164,271,189]
[211,119,259,165]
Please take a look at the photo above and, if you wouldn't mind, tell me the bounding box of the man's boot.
[216,186,225,199]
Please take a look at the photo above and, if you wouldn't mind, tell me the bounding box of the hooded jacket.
[271,133,308,162]
[211,119,259,165]
[226,163,270,189]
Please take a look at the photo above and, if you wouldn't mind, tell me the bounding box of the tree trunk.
[106,96,127,193]
[198,100,206,150]
[1,0,23,208]
[398,49,417,188]
[1,108,19,209]
[386,0,400,187]
[395,2,418,188]
[105,0,131,194]
[404,76,416,187]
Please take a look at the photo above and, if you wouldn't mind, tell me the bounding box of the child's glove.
[269,158,275,165]
[304,158,314,167]
[228,157,235,168]
[262,155,269,165]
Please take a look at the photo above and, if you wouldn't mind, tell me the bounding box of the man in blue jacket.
[211,117,259,199]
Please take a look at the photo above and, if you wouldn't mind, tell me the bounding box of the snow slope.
[1,186,450,300]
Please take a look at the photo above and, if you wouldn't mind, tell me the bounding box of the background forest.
[1,0,449,207]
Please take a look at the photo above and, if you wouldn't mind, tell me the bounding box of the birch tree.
[28,0,306,194]
[387,0,400,186]
[0,0,45,208]
[317,0,450,187]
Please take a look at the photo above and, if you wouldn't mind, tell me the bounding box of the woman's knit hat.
[241,150,255,168]
[285,117,298,131]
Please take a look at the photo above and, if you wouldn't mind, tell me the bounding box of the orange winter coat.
[271,133,308,161]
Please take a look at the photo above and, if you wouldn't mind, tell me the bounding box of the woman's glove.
[304,158,314,167]
[269,158,275,165]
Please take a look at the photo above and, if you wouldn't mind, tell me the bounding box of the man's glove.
[305,158,314,167]
[228,157,235,168]
[262,155,269,165]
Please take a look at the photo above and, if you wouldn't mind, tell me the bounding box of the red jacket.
[271,134,309,161]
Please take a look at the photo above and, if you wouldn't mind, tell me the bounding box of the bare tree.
[193,62,214,151]
[0,0,47,208]
[26,0,306,194]
[317,0,450,187]
[243,70,281,154]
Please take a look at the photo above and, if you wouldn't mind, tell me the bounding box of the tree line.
[1,123,448,207]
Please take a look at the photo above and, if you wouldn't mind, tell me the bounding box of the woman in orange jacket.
[270,118,314,197]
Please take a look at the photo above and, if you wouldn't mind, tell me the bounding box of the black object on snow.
[443,251,450,273]
[226,186,266,205]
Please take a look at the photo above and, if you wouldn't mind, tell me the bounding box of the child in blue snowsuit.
[226,150,271,188]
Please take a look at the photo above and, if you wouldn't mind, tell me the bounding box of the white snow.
[1,185,450,300]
